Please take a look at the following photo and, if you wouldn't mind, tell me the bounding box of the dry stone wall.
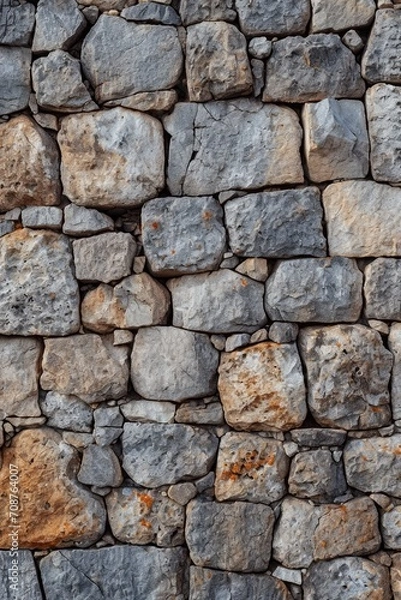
[1,0,401,598]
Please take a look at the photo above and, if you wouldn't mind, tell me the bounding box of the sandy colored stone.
[105,90,178,113]
[311,0,376,32]
[362,9,401,84]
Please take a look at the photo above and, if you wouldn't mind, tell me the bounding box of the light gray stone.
[0,47,31,115]
[186,498,274,572]
[21,207,63,230]
[382,506,401,550]
[94,405,122,428]
[41,392,93,432]
[168,483,197,506]
[78,444,123,487]
[81,15,183,103]
[288,449,347,502]
[225,188,326,258]
[32,0,86,53]
[175,399,224,425]
[63,204,114,236]
[122,423,218,487]
[365,259,401,320]
[225,333,251,352]
[113,330,134,345]
[168,270,266,334]
[179,0,236,25]
[248,37,272,59]
[269,323,299,344]
[0,1,35,45]
[342,29,365,53]
[311,0,376,32]
[265,258,363,323]
[94,427,122,447]
[164,100,303,196]
[0,550,42,599]
[73,232,136,283]
[299,325,393,430]
[235,0,310,35]
[121,3,180,24]
[142,196,226,276]
[389,325,401,420]
[131,326,219,401]
[362,9,401,84]
[263,35,365,103]
[121,399,175,423]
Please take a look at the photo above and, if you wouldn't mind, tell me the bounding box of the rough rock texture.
[21,206,63,230]
[180,1,236,25]
[121,3,181,25]
[72,232,136,283]
[218,342,307,431]
[389,324,401,421]
[0,47,31,115]
[311,0,376,32]
[382,506,401,550]
[41,391,93,432]
[0,550,42,599]
[391,554,401,600]
[365,259,401,320]
[78,444,123,488]
[105,89,178,113]
[0,1,35,46]
[32,0,86,53]
[362,9,401,84]
[288,449,347,502]
[235,0,310,36]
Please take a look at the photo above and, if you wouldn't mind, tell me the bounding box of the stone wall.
[1,0,401,598]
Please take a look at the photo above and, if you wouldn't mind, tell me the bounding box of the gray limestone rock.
[235,0,310,36]
[168,270,266,334]
[382,506,401,550]
[175,399,224,425]
[121,3,181,25]
[263,35,365,103]
[362,9,401,84]
[389,324,401,420]
[73,233,136,283]
[21,207,62,230]
[77,444,123,487]
[288,449,347,502]
[365,259,401,320]
[131,326,219,401]
[168,483,197,506]
[79,0,125,9]
[269,323,299,344]
[225,188,326,258]
[0,550,42,599]
[142,196,226,276]
[290,428,347,447]
[63,204,114,236]
[41,392,93,432]
[311,0,376,32]
[164,99,303,196]
[265,258,363,323]
[94,405,123,428]
[32,0,86,53]
[0,47,31,116]
[180,0,236,25]
[0,1,35,46]
[121,399,175,423]
[186,498,274,572]
[81,15,183,103]
[248,37,272,59]
[122,423,218,487]
[299,325,393,430]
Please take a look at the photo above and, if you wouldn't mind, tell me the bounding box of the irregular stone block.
[41,392,93,432]
[81,15,183,103]
[32,0,86,53]
[299,325,393,430]
[0,47,31,115]
[303,98,369,182]
[0,1,35,45]
[365,259,401,320]
[391,553,401,599]
[263,35,365,103]
[168,270,266,334]
[288,449,347,502]
[291,428,347,447]
[382,506,401,550]
[269,322,299,344]
[59,108,165,208]
[0,551,42,599]
[323,180,401,256]
[225,187,326,258]
[362,9,401,84]
[41,334,129,404]
[265,258,363,323]
[311,0,376,32]
[77,444,122,488]
[218,342,307,431]
[175,399,224,425]
[164,100,303,196]
[186,498,274,572]
[121,3,181,25]
[131,326,219,401]
[0,116,60,210]
[215,432,289,504]
[142,196,226,276]
[72,232,136,283]
[105,90,178,113]
[63,204,114,236]
[106,486,185,546]
[121,399,175,423]
[79,0,125,9]
[122,423,218,487]
[180,0,236,26]
[21,207,63,230]
[235,0,310,35]
[389,324,401,420]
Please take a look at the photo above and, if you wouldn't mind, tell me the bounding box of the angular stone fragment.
[63,204,114,236]
[299,325,392,430]
[218,342,307,432]
[391,553,401,599]
[175,399,223,425]
[0,47,31,115]
[73,232,136,283]
[390,325,401,420]
[0,1,35,45]
[164,100,303,196]
[235,0,310,35]
[78,444,122,487]
[41,392,93,432]
[303,98,369,182]
[263,35,365,103]
[59,108,165,208]
[365,259,401,320]
[122,423,218,487]
[180,0,236,26]
[382,506,401,550]
[81,16,183,103]
[0,428,106,549]
[0,551,42,599]
[291,428,347,447]
[121,3,181,25]
[105,90,178,113]
[131,326,219,401]
[32,0,86,53]
[225,188,326,258]
[344,435,401,497]
[311,0,376,32]
[269,322,299,344]
[265,258,362,323]
[121,399,175,423]
[21,207,63,230]
[186,498,274,572]
[41,334,129,403]
[323,180,401,256]
[288,449,347,502]
[215,432,289,504]
[362,9,401,84]
[106,486,185,546]
[142,196,226,276]
[168,270,266,334]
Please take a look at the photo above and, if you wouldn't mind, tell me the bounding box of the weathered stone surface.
[366,84,401,185]
[21,207,63,230]
[365,259,401,320]
[105,90,178,113]
[77,444,122,487]
[59,108,165,208]
[164,100,303,196]
[40,546,189,599]
[288,449,347,502]
[186,498,274,572]
[180,0,236,25]
[342,29,364,53]
[175,399,224,425]
[382,506,401,550]
[303,98,369,182]
[311,0,376,32]
[303,557,391,600]
[299,325,393,430]
[389,325,401,421]
[0,229,79,336]
[0,428,106,549]
[131,326,219,401]
[32,51,97,113]
[0,116,60,209]
[273,497,381,568]
[236,258,269,282]
[186,22,252,102]
[63,204,114,236]
[0,47,31,115]
[168,270,266,334]
[344,435,401,497]
[323,180,401,256]
[73,233,136,283]
[225,188,326,258]
[292,428,347,447]
[81,16,183,103]
[121,3,180,24]
[0,1,35,45]
[391,553,401,599]
[218,342,307,432]
[32,0,86,53]
[168,483,197,506]
[263,35,365,103]
[0,551,42,599]
[122,423,218,487]
[142,196,226,276]
[362,9,401,84]
[269,322,299,344]
[265,258,362,323]
[106,486,185,546]
[215,432,289,504]
[121,399,175,423]
[79,0,125,9]
[235,0,310,35]
[41,392,93,432]
[41,334,129,403]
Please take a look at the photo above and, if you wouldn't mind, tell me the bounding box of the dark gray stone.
[180,0,236,26]
[290,428,347,447]
[121,3,181,25]
[77,444,123,487]
[0,47,31,116]
[32,0,86,53]
[0,550,42,599]
[235,0,310,35]
[0,1,35,46]
[362,9,401,84]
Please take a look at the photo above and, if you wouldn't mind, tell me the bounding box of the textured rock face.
[41,391,93,432]
[389,324,401,421]
[32,0,86,53]
[311,0,376,32]
[288,449,347,502]
[0,47,31,115]
[0,551,42,599]
[362,9,401,84]
[59,108,165,208]
[218,342,307,431]
[78,444,122,487]
[73,232,136,283]
[365,259,401,320]
[180,0,236,25]
[63,204,114,237]
[235,0,310,35]
[0,1,35,45]
[382,506,401,550]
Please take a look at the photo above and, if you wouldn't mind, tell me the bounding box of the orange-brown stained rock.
[218,342,307,431]
[0,428,106,549]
